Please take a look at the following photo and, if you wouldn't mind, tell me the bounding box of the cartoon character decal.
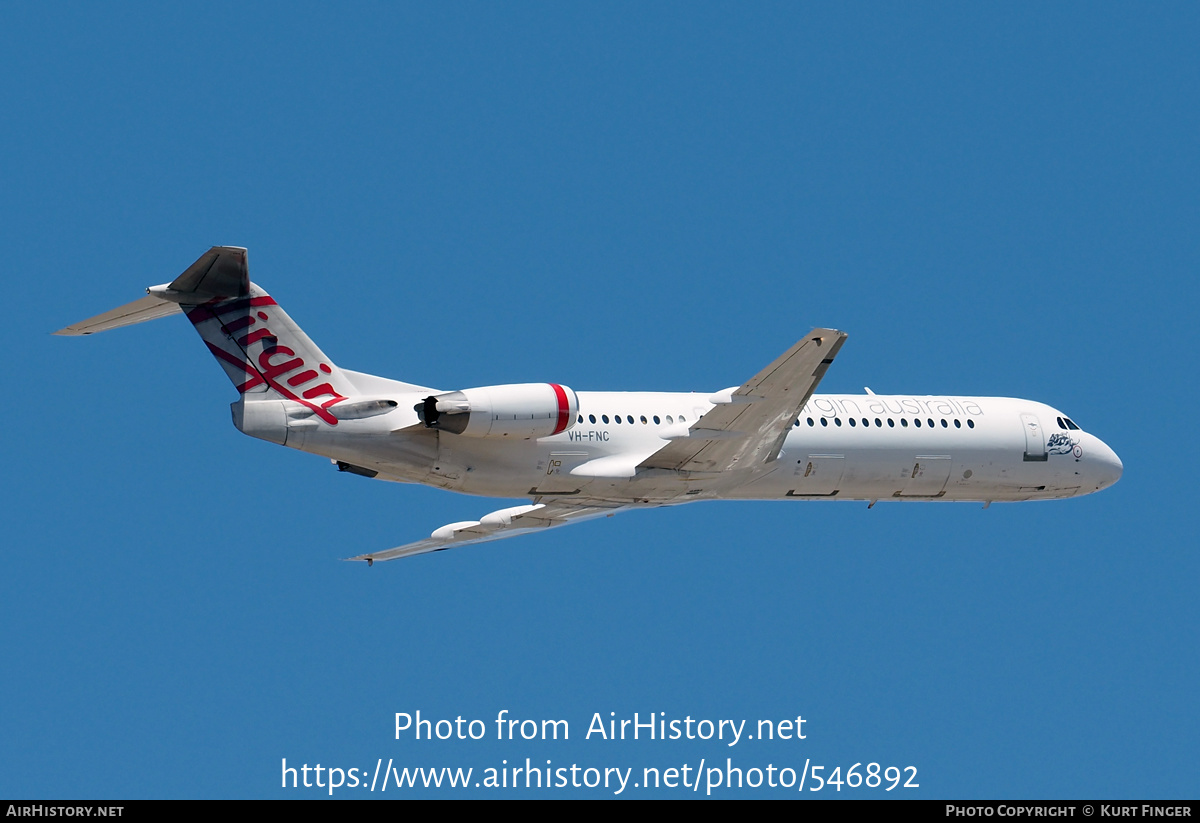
[1047,432,1078,455]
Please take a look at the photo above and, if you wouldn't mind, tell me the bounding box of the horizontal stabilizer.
[54,246,250,336]
[54,295,182,336]
[167,246,249,300]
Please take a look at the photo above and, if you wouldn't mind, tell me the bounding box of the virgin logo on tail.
[187,296,348,425]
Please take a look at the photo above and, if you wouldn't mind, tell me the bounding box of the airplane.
[56,246,1123,564]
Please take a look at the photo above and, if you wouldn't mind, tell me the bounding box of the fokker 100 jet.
[57,247,1122,563]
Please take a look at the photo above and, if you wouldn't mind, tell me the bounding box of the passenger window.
[640,415,648,424]
[653,415,661,425]
[614,415,621,424]
[679,416,686,423]
[665,415,674,424]
[954,419,961,428]
[807,418,815,426]
[849,418,856,427]
[820,418,828,427]
[901,418,908,427]
[834,418,842,426]
[862,418,869,427]
[927,418,934,428]
[602,415,609,424]
[941,419,948,428]
[967,419,975,429]
[627,416,634,425]
[914,418,921,428]
[577,415,583,424]
[875,418,882,427]
[589,414,596,424]
[887,418,894,427]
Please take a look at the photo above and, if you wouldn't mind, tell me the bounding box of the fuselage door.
[1021,413,1047,462]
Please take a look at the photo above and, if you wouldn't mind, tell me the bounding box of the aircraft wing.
[639,329,847,473]
[348,499,628,563]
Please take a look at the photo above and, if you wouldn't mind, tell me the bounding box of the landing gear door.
[1021,413,1047,462]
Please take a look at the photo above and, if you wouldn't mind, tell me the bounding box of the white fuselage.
[58,249,1124,560]
[287,391,1123,506]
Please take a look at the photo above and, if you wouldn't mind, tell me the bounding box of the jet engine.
[417,383,579,438]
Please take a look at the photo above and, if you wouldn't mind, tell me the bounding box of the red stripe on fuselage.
[550,383,570,435]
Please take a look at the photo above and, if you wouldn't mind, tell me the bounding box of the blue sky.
[2,2,1197,798]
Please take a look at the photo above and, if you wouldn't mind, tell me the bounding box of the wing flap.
[639,329,847,473]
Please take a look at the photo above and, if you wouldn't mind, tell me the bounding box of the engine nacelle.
[417,383,579,438]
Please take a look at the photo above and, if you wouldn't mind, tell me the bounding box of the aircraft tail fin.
[55,246,251,336]
[54,246,250,336]
[56,246,359,424]
[184,284,357,424]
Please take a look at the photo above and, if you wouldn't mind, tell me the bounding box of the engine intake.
[417,383,579,438]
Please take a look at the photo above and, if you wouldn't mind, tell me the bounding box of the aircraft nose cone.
[1090,437,1123,491]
